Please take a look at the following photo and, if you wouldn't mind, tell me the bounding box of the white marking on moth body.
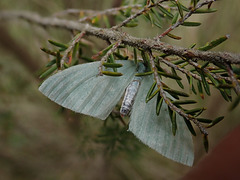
[120,77,142,116]
[120,62,146,116]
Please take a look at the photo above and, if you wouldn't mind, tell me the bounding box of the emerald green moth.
[39,60,194,166]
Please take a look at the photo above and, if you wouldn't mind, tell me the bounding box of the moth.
[39,60,194,166]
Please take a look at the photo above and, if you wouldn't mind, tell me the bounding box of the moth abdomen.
[120,78,141,116]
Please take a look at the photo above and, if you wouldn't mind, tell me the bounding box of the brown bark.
[1,11,239,65]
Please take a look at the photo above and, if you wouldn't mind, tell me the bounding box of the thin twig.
[160,58,202,81]
[188,60,231,82]
[148,51,208,135]
[60,31,86,68]
[225,63,240,95]
[78,5,142,23]
[0,11,239,65]
[53,4,142,18]
[112,0,168,30]
[98,40,122,75]
[156,0,216,40]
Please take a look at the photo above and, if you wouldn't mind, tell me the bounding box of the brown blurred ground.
[183,124,240,180]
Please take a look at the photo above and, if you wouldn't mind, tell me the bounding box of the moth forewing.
[39,60,136,120]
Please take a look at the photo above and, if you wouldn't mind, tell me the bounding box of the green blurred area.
[0,0,239,179]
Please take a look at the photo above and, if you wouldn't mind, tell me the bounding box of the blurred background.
[0,0,239,179]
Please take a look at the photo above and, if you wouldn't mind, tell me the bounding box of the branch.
[148,51,208,135]
[160,58,202,81]
[188,59,231,82]
[0,10,239,65]
[60,31,86,68]
[98,40,122,75]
